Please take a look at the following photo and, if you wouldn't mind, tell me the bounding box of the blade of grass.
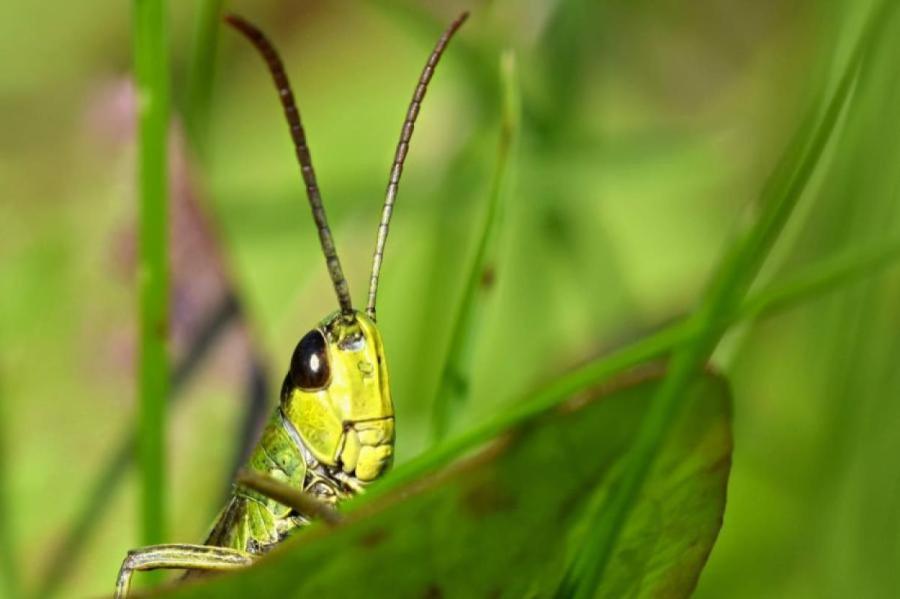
[737,238,900,321]
[557,3,896,596]
[430,50,519,442]
[133,0,170,555]
[531,0,594,142]
[185,0,224,159]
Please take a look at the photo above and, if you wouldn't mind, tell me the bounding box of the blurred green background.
[2,0,899,597]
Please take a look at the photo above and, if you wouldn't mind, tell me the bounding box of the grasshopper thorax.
[280,311,394,484]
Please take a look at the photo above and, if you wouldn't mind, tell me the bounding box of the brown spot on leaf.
[558,362,667,414]
[462,481,516,518]
[155,317,168,340]
[480,265,496,289]
[358,527,389,549]
[421,584,443,599]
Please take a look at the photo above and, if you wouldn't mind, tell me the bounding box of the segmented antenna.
[225,14,354,317]
[365,12,469,320]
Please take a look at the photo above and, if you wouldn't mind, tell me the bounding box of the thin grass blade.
[186,0,225,158]
[133,0,171,555]
[737,237,900,321]
[430,50,520,442]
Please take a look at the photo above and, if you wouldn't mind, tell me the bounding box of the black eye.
[290,329,330,390]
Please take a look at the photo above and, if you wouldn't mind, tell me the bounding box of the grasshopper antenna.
[225,14,354,317]
[365,11,469,320]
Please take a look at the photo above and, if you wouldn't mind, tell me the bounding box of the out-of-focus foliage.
[699,3,900,597]
[1,0,899,597]
[160,372,731,598]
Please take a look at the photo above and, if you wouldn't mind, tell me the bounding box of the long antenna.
[225,14,354,317]
[365,12,469,320]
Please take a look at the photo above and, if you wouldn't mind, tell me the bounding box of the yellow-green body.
[204,311,394,554]
[115,311,396,597]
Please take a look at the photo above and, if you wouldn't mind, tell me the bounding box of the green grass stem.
[738,238,900,321]
[186,0,224,159]
[430,50,519,442]
[133,0,170,553]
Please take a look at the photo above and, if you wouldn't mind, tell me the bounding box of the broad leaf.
[155,370,731,598]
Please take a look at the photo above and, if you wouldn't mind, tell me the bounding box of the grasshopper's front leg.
[115,544,253,598]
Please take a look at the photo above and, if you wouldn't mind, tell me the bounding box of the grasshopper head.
[280,311,394,483]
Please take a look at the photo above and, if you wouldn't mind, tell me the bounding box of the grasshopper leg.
[115,544,253,598]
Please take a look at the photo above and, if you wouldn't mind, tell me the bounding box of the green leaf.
[154,370,731,598]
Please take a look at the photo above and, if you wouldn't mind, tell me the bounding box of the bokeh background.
[2,0,899,597]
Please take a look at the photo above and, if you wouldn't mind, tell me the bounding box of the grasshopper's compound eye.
[290,329,330,390]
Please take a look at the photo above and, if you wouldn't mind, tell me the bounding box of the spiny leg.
[115,544,252,599]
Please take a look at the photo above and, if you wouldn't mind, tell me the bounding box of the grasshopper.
[115,11,468,597]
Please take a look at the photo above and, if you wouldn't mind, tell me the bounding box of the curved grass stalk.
[737,239,900,321]
[430,50,520,442]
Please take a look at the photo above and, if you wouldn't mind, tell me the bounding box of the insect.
[115,11,468,597]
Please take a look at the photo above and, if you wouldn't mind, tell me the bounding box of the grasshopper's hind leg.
[115,544,253,598]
